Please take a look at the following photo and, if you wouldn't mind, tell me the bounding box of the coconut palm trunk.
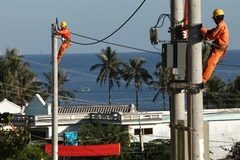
[108,74,112,105]
[90,46,123,106]
[135,83,139,110]
[122,57,152,111]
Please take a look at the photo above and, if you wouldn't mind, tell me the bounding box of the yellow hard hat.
[61,21,67,28]
[212,8,224,18]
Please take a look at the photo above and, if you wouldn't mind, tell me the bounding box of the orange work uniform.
[201,20,229,83]
[56,27,71,63]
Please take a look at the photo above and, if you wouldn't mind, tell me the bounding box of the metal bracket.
[168,81,206,94]
[169,123,195,132]
[189,23,203,41]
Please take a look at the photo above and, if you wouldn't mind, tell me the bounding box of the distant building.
[0,98,24,114]
[25,94,51,115]
[5,94,240,160]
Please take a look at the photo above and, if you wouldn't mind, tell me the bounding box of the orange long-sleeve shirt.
[57,27,71,40]
[201,20,229,48]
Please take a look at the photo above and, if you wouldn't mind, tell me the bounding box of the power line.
[7,58,240,106]
[218,63,240,68]
[70,33,161,55]
[70,0,147,45]
[2,50,240,107]
[0,83,107,106]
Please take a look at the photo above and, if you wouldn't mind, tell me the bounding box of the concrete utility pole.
[51,23,59,160]
[170,0,185,160]
[188,0,204,159]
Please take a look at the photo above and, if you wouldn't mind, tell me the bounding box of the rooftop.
[58,104,136,114]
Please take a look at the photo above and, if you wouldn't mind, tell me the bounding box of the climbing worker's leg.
[57,42,71,63]
[202,49,223,83]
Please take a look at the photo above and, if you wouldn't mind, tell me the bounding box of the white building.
[4,94,240,159]
[0,98,24,114]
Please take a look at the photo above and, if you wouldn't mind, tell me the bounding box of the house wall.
[128,120,240,160]
[23,110,240,160]
[129,123,170,142]
[209,120,240,159]
[47,124,80,138]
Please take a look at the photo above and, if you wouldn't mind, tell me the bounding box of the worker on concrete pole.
[201,8,229,83]
[55,21,71,63]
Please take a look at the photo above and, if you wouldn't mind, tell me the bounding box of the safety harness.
[211,43,228,61]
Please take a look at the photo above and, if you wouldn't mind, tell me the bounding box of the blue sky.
[0,0,239,55]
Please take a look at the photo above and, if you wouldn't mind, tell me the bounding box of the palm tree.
[90,46,123,105]
[0,47,42,105]
[204,73,226,109]
[121,57,152,110]
[149,62,170,111]
[224,76,240,108]
[42,67,75,106]
[17,68,43,105]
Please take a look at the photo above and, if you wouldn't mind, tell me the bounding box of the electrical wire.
[70,0,146,45]
[153,13,184,29]
[69,33,161,55]
[0,55,159,106]
[2,58,240,107]
[2,49,240,107]
[0,83,108,106]
[218,63,240,68]
[154,14,172,28]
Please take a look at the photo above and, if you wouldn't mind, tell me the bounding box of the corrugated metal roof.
[58,104,136,114]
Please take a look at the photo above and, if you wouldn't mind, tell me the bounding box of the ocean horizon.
[23,50,240,111]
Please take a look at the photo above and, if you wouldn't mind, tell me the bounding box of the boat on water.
[81,87,90,92]
[73,86,90,93]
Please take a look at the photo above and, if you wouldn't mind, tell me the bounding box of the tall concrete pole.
[170,1,185,159]
[51,23,59,160]
[188,0,204,159]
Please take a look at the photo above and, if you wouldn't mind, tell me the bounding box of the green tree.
[0,112,49,160]
[78,121,130,146]
[229,141,240,159]
[224,76,240,108]
[42,67,75,106]
[149,62,170,111]
[78,121,131,160]
[204,73,226,109]
[0,47,42,105]
[222,141,240,160]
[144,139,171,160]
[121,57,153,110]
[90,46,123,105]
[78,121,172,160]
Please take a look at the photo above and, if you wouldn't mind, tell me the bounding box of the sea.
[23,50,240,111]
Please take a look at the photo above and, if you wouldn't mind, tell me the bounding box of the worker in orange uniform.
[55,21,71,63]
[201,8,229,83]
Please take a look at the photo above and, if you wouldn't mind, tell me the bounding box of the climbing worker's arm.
[201,27,208,34]
[56,29,69,35]
[201,27,211,40]
[204,23,224,40]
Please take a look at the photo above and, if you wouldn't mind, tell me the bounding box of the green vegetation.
[42,67,75,106]
[121,57,152,110]
[2,46,240,110]
[90,46,124,105]
[149,62,170,111]
[78,122,171,160]
[0,47,42,105]
[0,112,49,160]
[0,47,74,107]
[204,74,240,109]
